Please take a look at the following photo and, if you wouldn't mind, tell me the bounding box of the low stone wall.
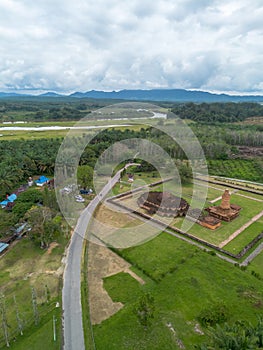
[196,177,263,196]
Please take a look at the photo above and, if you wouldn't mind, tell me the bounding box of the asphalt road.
[62,166,131,350]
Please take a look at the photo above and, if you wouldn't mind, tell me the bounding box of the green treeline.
[2,99,263,123]
[0,99,107,121]
[0,122,262,199]
[170,102,263,123]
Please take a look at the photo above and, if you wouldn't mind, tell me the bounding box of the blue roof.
[0,193,17,207]
[0,242,9,254]
[7,193,17,202]
[36,176,49,184]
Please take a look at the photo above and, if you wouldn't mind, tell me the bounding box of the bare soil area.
[88,242,144,325]
[237,146,263,159]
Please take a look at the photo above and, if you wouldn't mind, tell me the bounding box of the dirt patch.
[236,146,263,159]
[92,203,139,228]
[240,116,263,125]
[89,203,143,247]
[47,242,59,254]
[88,242,144,325]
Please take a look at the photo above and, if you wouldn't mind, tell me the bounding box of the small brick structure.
[186,208,221,230]
[198,215,221,230]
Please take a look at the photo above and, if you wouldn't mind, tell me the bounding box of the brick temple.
[137,191,189,217]
[206,189,241,222]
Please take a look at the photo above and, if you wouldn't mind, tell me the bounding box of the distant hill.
[69,89,263,102]
[0,92,24,97]
[1,88,263,102]
[39,92,62,97]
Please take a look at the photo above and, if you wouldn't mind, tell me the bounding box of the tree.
[197,319,263,349]
[134,293,155,329]
[77,165,93,189]
[208,322,257,349]
[42,188,60,211]
[178,162,192,184]
[25,206,54,248]
[16,188,43,204]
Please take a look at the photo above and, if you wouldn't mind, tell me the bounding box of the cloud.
[0,0,263,93]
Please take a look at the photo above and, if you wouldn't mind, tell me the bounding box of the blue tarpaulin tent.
[35,175,49,186]
[0,193,17,208]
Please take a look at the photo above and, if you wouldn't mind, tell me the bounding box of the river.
[0,112,167,132]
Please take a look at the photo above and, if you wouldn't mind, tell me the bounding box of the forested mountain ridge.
[1,89,263,102]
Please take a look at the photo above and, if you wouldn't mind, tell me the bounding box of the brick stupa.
[206,189,241,222]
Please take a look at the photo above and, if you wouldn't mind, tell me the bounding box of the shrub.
[198,301,230,327]
[16,188,43,204]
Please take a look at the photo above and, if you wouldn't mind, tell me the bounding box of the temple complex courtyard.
[102,177,263,258]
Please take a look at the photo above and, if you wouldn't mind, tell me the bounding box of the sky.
[1,0,263,94]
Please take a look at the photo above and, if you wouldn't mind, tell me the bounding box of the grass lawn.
[116,233,197,282]
[224,221,263,253]
[0,130,68,140]
[93,233,263,350]
[0,119,147,141]
[247,250,263,277]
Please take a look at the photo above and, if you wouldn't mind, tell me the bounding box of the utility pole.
[31,287,39,325]
[45,284,50,304]
[13,295,23,335]
[53,315,56,342]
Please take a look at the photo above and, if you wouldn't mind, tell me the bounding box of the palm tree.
[0,167,19,195]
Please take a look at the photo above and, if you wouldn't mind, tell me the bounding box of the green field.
[0,118,158,141]
[224,220,263,253]
[247,250,263,276]
[0,235,66,349]
[93,233,263,349]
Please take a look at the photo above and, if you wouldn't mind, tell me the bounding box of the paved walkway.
[210,196,223,203]
[209,190,236,203]
[240,242,263,266]
[235,193,263,202]
[219,210,263,248]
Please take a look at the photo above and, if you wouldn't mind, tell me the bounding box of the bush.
[16,188,43,204]
[12,202,33,219]
[198,301,230,327]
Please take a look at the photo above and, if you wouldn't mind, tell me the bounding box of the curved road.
[62,165,134,350]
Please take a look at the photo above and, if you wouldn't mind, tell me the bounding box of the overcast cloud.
[0,0,263,94]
